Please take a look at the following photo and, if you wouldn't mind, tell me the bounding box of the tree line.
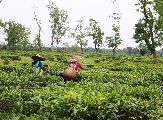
[0,0,163,63]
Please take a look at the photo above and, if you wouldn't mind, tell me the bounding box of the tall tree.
[137,42,149,56]
[71,20,88,53]
[154,0,163,39]
[154,0,163,16]
[47,1,69,48]
[34,11,42,51]
[0,20,30,51]
[133,0,163,64]
[106,13,122,56]
[0,19,3,30]
[87,19,104,53]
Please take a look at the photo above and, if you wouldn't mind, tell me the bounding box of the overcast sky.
[0,0,141,49]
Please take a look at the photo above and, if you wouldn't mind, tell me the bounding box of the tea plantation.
[0,52,162,120]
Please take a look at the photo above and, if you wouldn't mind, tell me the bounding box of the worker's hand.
[43,65,49,72]
[80,65,86,70]
[81,65,89,70]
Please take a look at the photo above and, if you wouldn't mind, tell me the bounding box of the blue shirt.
[32,61,43,68]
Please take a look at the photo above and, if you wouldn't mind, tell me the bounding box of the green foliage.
[3,58,10,65]
[87,19,104,53]
[0,20,30,51]
[47,1,69,46]
[154,0,163,17]
[1,55,21,61]
[0,51,163,119]
[106,13,122,55]
[71,20,88,53]
[137,42,149,56]
[33,11,43,51]
[134,0,163,63]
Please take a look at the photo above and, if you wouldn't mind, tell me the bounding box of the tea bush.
[0,51,162,119]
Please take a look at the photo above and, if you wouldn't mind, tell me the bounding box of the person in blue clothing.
[31,54,47,75]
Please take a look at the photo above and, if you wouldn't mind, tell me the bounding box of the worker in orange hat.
[53,56,85,82]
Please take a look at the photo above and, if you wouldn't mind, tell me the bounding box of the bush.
[1,55,21,61]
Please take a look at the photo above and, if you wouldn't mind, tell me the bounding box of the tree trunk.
[12,41,15,52]
[112,47,116,56]
[80,45,83,53]
[152,50,157,64]
[51,35,54,50]
[95,44,98,53]
[38,29,41,52]
[143,0,156,64]
[51,36,54,46]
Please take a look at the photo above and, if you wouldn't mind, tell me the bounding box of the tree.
[122,47,140,55]
[47,1,69,47]
[137,42,149,56]
[32,34,43,50]
[63,42,69,48]
[158,48,163,56]
[154,0,163,40]
[34,11,42,51]
[0,19,3,31]
[133,0,163,64]
[87,19,104,53]
[71,20,88,53]
[20,37,30,50]
[0,20,30,51]
[154,0,163,16]
[106,13,122,56]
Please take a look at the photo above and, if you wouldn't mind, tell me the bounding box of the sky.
[0,0,141,49]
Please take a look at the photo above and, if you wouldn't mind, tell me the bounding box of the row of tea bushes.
[0,52,163,119]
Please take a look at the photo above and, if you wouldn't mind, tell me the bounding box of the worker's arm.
[42,65,49,72]
[79,63,86,70]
